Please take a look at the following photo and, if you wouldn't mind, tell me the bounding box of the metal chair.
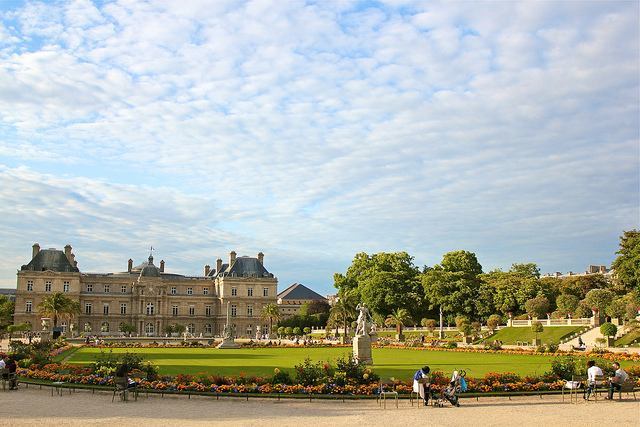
[617,381,637,401]
[562,375,586,403]
[376,380,398,409]
[112,377,138,402]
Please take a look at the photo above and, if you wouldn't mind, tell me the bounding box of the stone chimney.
[32,243,40,259]
[258,252,264,264]
[230,251,236,266]
[128,259,133,272]
[160,260,165,272]
[216,258,223,274]
[64,244,73,263]
[204,264,211,276]
[69,253,76,266]
[600,265,606,273]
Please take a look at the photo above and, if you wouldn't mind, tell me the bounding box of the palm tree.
[260,303,280,337]
[38,292,80,329]
[329,289,357,339]
[385,308,412,339]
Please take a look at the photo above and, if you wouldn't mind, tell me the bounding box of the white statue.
[255,325,261,340]
[355,303,373,336]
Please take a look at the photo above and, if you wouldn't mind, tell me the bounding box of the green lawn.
[66,346,584,380]
[616,330,640,347]
[481,327,583,345]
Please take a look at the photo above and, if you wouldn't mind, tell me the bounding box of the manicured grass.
[481,326,583,345]
[616,329,640,347]
[68,346,570,379]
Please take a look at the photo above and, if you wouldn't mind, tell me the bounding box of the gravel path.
[1,387,638,426]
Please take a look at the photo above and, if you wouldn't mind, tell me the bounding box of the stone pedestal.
[352,334,372,364]
[217,337,241,349]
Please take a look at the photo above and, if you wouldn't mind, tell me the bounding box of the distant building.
[14,243,277,337]
[277,283,327,316]
[542,265,614,280]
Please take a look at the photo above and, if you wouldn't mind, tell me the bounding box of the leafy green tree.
[0,295,14,333]
[556,294,580,316]
[441,251,483,277]
[292,326,302,336]
[486,314,502,333]
[605,299,627,320]
[37,292,80,328]
[559,275,608,299]
[277,326,285,337]
[510,263,541,278]
[600,322,617,337]
[612,230,640,296]
[303,326,311,335]
[284,326,293,336]
[119,323,136,334]
[531,321,544,342]
[261,303,281,337]
[524,296,550,318]
[421,318,437,334]
[384,308,412,338]
[584,289,615,314]
[299,300,331,316]
[575,300,592,318]
[474,282,496,320]
[329,288,357,338]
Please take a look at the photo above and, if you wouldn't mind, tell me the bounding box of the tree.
[510,263,541,278]
[556,294,580,316]
[173,324,186,334]
[0,295,14,333]
[422,318,437,334]
[531,321,544,342]
[611,230,640,296]
[329,289,357,338]
[575,300,592,318]
[292,326,302,336]
[600,322,617,338]
[119,323,136,335]
[303,326,311,335]
[585,289,615,314]
[284,326,293,336]
[261,303,280,337]
[524,296,550,318]
[384,308,412,338]
[37,292,80,328]
[299,300,331,316]
[277,326,285,337]
[486,314,501,333]
[605,299,627,320]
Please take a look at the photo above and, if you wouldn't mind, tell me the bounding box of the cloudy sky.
[0,0,638,294]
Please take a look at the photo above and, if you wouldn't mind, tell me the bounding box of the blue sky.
[0,0,638,295]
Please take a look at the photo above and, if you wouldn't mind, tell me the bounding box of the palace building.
[13,244,278,338]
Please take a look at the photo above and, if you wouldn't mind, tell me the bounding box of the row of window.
[77,303,253,317]
[230,287,269,297]
[78,322,270,336]
[26,280,71,292]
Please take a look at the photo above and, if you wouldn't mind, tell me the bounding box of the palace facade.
[13,244,278,338]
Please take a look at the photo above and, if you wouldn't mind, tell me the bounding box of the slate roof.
[278,283,326,301]
[21,249,79,273]
[219,256,273,278]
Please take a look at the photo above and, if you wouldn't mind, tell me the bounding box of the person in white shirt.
[607,362,629,399]
[412,366,431,406]
[584,360,603,400]
[0,356,6,370]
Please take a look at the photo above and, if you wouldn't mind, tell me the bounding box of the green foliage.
[119,323,136,334]
[574,300,592,318]
[277,313,328,328]
[261,303,281,335]
[292,327,302,336]
[524,296,550,318]
[605,299,627,319]
[271,368,292,384]
[585,289,615,313]
[284,326,293,336]
[384,308,412,336]
[599,322,617,337]
[303,327,311,335]
[0,295,14,333]
[556,294,580,316]
[549,356,583,380]
[486,314,501,332]
[531,321,544,334]
[277,326,285,336]
[612,230,640,295]
[510,263,541,278]
[299,300,330,316]
[37,292,80,328]
[422,318,437,331]
[294,357,324,386]
[335,353,379,384]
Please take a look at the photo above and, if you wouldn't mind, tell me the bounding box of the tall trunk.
[397,323,401,336]
[53,312,58,328]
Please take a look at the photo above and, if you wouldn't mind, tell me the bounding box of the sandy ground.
[0,386,638,427]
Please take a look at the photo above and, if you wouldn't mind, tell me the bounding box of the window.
[140,289,144,295]
[263,287,269,297]
[85,303,92,314]
[187,287,193,295]
[205,305,212,317]
[63,281,69,292]
[247,305,253,317]
[247,287,253,297]
[86,284,93,292]
[103,304,109,315]
[146,303,154,315]
[61,321,67,333]
[145,323,154,335]
[171,287,177,295]
[101,322,109,332]
[231,304,237,317]
[203,287,209,295]
[172,305,178,316]
[25,301,32,313]
[187,323,195,334]
[45,281,52,292]
[189,306,195,316]
[104,284,110,293]
[84,322,92,332]
[121,285,127,293]
[204,324,212,334]
[247,324,253,335]
[120,303,127,315]
[231,287,237,296]
[27,280,33,292]
[262,325,269,336]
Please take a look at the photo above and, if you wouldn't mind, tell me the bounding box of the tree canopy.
[612,230,640,297]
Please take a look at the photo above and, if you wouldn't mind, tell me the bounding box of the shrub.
[548,356,581,380]
[292,327,302,336]
[600,322,617,337]
[271,368,292,384]
[284,327,293,336]
[445,341,458,349]
[294,357,324,386]
[486,315,501,332]
[303,327,311,335]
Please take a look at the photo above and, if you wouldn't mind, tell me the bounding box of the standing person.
[413,366,431,406]
[606,362,628,400]
[584,360,603,400]
[5,356,17,389]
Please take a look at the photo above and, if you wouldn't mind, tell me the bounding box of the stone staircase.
[561,324,627,350]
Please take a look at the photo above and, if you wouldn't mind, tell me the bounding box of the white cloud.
[0,0,637,293]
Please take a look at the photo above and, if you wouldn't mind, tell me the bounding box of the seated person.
[606,362,628,400]
[412,366,431,406]
[5,357,17,390]
[583,360,603,400]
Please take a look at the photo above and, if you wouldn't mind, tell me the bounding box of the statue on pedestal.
[352,303,375,364]
[217,302,240,349]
